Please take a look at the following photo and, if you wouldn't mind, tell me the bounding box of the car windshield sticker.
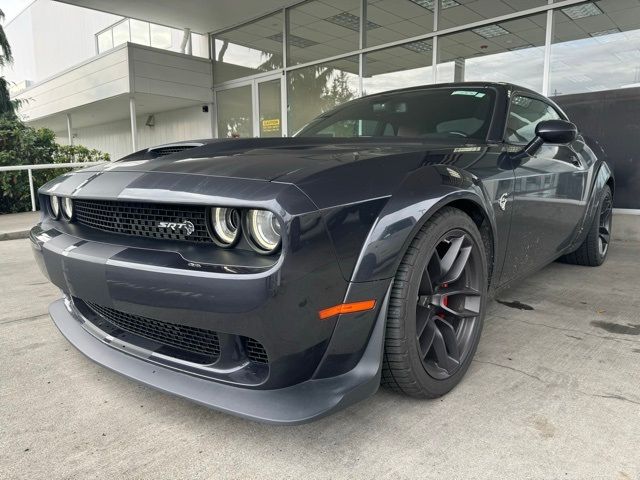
[452,90,486,98]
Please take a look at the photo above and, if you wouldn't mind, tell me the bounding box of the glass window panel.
[363,40,434,95]
[150,24,173,49]
[550,2,640,96]
[438,0,548,30]
[365,0,433,48]
[287,56,360,134]
[436,13,547,93]
[506,95,561,144]
[258,79,283,137]
[97,30,113,53]
[214,12,283,84]
[112,20,130,47]
[288,0,361,66]
[170,29,183,52]
[217,85,254,138]
[130,19,150,46]
[190,33,208,58]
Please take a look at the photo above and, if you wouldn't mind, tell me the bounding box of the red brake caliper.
[442,283,449,308]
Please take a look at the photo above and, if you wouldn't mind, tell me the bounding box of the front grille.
[245,338,269,364]
[74,199,212,243]
[86,301,221,360]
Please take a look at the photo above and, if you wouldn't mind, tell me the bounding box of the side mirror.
[524,119,578,155]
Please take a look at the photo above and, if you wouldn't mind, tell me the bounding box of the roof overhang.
[16,43,212,124]
[27,93,204,132]
[54,0,297,34]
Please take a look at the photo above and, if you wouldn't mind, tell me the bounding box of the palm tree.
[0,8,18,117]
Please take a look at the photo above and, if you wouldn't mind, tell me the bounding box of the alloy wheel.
[415,230,483,380]
[598,195,613,256]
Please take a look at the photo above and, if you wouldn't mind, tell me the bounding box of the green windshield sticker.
[452,90,486,98]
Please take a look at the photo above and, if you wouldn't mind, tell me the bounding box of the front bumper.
[49,291,388,424]
[32,201,391,422]
[33,169,396,422]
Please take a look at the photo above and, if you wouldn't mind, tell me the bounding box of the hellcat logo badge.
[158,220,195,235]
[499,193,509,211]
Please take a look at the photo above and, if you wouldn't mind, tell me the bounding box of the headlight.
[61,197,74,220]
[49,195,60,219]
[210,207,241,247]
[246,209,281,253]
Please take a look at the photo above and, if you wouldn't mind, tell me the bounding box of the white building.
[3,0,219,159]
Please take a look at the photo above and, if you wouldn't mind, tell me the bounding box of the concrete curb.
[0,230,31,241]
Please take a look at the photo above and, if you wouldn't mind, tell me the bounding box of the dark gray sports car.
[31,82,613,424]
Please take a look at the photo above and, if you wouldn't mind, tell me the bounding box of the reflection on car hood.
[78,137,484,184]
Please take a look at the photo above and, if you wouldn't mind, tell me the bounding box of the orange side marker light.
[318,300,376,320]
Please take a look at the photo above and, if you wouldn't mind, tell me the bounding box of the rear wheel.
[561,185,613,267]
[381,207,488,398]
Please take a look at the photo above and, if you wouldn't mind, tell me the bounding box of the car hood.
[65,137,488,209]
[80,137,482,183]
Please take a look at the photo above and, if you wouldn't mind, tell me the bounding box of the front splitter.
[48,293,388,424]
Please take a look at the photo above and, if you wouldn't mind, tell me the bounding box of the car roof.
[360,81,540,100]
[356,81,568,121]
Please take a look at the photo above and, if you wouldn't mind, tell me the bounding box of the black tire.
[381,207,488,398]
[561,186,613,267]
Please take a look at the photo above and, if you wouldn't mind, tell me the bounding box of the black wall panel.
[554,87,640,209]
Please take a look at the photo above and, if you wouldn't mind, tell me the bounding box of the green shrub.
[0,117,109,214]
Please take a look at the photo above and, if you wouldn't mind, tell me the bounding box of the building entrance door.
[256,78,282,137]
[215,75,283,139]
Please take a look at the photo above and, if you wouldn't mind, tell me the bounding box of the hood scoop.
[148,143,204,158]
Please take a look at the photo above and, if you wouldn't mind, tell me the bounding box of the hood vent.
[149,143,203,157]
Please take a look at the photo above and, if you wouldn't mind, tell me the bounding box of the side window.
[506,95,561,144]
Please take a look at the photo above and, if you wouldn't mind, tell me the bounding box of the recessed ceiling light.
[410,0,460,11]
[325,12,380,32]
[472,24,510,38]
[345,56,376,64]
[508,44,535,51]
[562,3,603,20]
[268,32,318,48]
[402,40,433,54]
[566,74,592,83]
[589,28,621,37]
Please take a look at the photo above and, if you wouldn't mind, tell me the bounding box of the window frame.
[503,91,567,146]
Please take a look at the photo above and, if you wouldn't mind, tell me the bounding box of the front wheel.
[381,207,488,398]
[561,185,613,267]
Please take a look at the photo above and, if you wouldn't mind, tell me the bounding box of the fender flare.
[571,160,614,249]
[350,164,498,283]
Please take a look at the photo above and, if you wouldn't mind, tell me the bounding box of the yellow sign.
[262,118,281,132]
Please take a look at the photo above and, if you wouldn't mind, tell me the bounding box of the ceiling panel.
[57,0,295,34]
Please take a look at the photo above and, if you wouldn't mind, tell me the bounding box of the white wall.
[3,6,36,85]
[2,0,121,85]
[16,46,130,121]
[131,46,213,103]
[63,105,212,160]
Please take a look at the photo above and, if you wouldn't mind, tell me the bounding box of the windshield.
[296,87,496,141]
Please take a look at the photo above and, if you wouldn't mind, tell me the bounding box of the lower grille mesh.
[85,302,221,360]
[245,338,269,364]
[83,301,269,366]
